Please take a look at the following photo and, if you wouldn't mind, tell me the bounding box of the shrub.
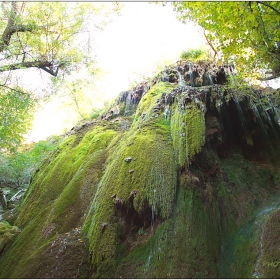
[180,48,209,61]
[0,139,60,189]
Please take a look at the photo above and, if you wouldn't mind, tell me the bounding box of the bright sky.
[93,2,205,97]
[25,2,206,142]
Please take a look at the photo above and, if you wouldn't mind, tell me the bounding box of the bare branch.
[199,27,218,62]
[40,65,60,77]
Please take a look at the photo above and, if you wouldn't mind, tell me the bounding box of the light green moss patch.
[133,82,175,124]
[170,101,205,167]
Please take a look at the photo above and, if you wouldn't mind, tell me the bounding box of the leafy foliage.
[0,2,104,77]
[0,2,121,149]
[173,1,280,80]
[0,138,60,188]
[0,87,35,150]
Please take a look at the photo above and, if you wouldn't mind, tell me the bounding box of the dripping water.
[267,96,277,115]
[234,95,249,137]
[250,102,275,155]
[208,73,214,85]
[164,106,170,121]
[145,179,157,272]
[188,62,195,87]
[258,98,280,141]
[220,195,280,278]
[176,70,187,87]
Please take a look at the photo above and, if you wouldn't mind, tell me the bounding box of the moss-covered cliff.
[1,61,280,278]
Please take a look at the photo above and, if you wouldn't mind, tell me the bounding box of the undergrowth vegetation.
[0,138,60,189]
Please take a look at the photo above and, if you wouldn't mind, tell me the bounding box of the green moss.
[133,82,175,124]
[170,101,205,167]
[85,83,177,277]
[216,153,280,278]
[0,126,119,278]
[2,76,280,279]
[86,126,177,275]
[115,175,221,278]
[0,221,21,254]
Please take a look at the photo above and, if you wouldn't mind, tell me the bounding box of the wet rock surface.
[161,60,235,87]
[101,61,236,120]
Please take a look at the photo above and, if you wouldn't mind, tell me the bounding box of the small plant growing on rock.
[137,228,147,236]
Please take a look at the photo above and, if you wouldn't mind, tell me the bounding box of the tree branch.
[0,2,18,51]
[0,83,28,95]
[199,27,218,62]
[0,60,60,76]
[256,1,280,15]
[0,2,51,53]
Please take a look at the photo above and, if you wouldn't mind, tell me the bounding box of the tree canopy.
[0,2,120,150]
[0,2,97,78]
[173,1,280,81]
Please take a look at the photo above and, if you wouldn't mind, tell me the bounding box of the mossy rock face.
[0,125,120,278]
[114,147,280,279]
[0,221,21,256]
[1,72,280,279]
[115,187,221,278]
[85,83,178,277]
[260,208,280,278]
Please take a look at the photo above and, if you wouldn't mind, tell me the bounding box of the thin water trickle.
[176,70,187,87]
[208,73,214,85]
[267,96,277,115]
[151,189,156,235]
[220,194,280,278]
[144,189,157,272]
[187,62,195,87]
[252,199,280,278]
[164,106,170,121]
[259,99,280,141]
[252,103,266,133]
[234,95,249,136]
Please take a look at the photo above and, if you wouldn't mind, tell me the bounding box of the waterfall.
[145,173,157,273]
